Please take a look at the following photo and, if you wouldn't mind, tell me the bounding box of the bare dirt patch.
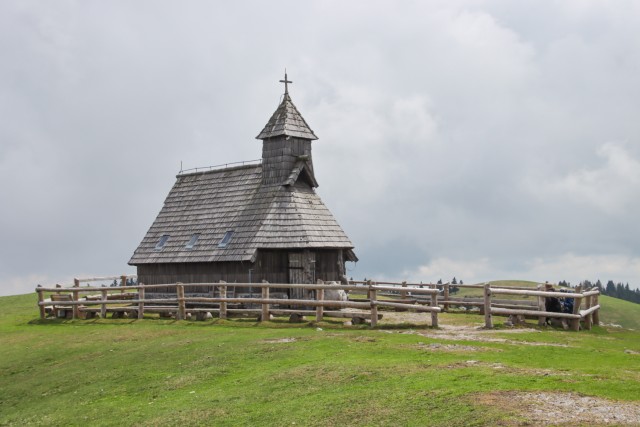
[441,361,582,379]
[378,318,568,347]
[475,391,640,425]
[375,310,442,326]
[418,324,569,347]
[417,342,483,352]
[262,337,297,343]
[352,336,377,343]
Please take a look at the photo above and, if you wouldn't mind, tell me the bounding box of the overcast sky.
[2,0,640,296]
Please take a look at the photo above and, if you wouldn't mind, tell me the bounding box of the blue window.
[218,231,234,248]
[185,234,200,249]
[154,235,170,251]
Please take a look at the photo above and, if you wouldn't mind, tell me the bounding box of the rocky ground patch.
[477,391,640,425]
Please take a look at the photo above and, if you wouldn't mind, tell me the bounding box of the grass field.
[1,292,639,426]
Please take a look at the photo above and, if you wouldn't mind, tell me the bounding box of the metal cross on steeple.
[279,70,292,94]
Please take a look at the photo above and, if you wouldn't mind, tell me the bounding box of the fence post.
[592,293,600,326]
[537,284,546,326]
[443,283,449,312]
[483,282,493,329]
[400,281,407,300]
[120,275,127,294]
[570,285,582,331]
[430,290,439,327]
[37,287,46,319]
[177,283,186,320]
[72,278,80,319]
[261,280,270,321]
[138,285,145,319]
[583,289,593,330]
[316,280,324,322]
[219,280,227,320]
[100,288,108,318]
[368,280,377,327]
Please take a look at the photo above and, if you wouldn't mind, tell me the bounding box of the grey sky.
[2,1,640,296]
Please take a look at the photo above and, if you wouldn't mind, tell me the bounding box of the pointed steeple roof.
[256,73,318,140]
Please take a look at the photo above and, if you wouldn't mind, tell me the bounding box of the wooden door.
[289,251,315,301]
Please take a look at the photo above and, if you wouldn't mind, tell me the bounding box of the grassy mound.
[1,292,639,426]
[599,295,640,330]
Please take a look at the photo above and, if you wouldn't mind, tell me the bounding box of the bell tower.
[256,72,318,186]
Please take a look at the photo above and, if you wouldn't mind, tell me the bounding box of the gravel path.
[479,391,640,425]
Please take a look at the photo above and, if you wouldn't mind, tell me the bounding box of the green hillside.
[489,280,541,288]
[1,292,639,426]
[599,294,640,330]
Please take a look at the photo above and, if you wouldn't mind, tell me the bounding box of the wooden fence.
[37,275,136,320]
[366,281,601,331]
[485,283,600,331]
[36,278,599,330]
[36,280,441,327]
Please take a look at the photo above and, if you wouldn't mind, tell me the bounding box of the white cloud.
[406,257,494,284]
[528,142,640,215]
[2,1,640,296]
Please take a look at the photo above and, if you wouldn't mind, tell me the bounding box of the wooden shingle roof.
[284,158,318,188]
[256,93,318,140]
[128,164,355,265]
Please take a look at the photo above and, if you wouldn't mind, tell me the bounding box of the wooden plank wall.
[261,137,312,185]
[137,249,345,296]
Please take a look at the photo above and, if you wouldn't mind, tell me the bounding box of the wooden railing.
[36,280,441,327]
[484,283,600,331]
[37,275,137,320]
[381,281,600,331]
[36,278,599,330]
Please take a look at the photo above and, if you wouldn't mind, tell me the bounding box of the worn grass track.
[0,292,639,426]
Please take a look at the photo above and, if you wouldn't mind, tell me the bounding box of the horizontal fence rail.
[36,278,599,330]
[483,283,600,331]
[36,279,441,327]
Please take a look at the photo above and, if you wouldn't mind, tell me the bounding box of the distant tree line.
[437,277,462,294]
[557,279,640,305]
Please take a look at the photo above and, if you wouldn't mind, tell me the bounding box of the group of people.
[544,284,574,325]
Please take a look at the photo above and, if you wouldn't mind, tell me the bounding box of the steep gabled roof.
[256,93,318,140]
[128,163,355,265]
[253,180,350,249]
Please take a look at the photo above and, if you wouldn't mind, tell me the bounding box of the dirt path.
[378,321,572,350]
[378,311,551,344]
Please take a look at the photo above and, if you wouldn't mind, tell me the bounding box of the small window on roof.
[154,235,170,251]
[218,231,234,248]
[185,233,200,249]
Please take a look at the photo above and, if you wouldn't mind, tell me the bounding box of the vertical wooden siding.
[137,249,345,296]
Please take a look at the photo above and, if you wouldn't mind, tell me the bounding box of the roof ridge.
[177,163,261,178]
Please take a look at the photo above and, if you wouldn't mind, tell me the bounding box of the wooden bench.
[50,294,73,319]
